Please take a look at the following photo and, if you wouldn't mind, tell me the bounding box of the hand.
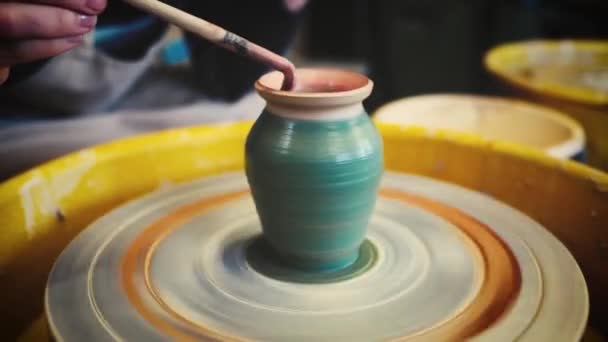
[283,0,308,13]
[0,0,107,85]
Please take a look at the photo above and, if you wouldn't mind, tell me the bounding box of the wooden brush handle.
[122,0,295,90]
[123,0,225,42]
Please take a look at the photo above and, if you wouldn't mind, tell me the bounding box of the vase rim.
[255,68,374,108]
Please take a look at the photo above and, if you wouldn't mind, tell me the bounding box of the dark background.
[297,0,608,111]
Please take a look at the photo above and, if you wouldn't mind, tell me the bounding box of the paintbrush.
[121,0,296,90]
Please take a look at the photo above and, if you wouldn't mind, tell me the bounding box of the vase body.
[245,68,383,271]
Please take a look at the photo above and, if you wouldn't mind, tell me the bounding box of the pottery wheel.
[45,172,588,341]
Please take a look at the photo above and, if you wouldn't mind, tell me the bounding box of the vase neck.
[266,102,365,121]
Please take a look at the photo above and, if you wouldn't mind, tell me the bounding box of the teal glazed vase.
[245,68,384,271]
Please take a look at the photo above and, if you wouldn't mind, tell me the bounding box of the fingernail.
[79,15,97,28]
[67,35,84,44]
[87,0,106,12]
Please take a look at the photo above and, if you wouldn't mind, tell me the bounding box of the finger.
[0,3,96,39]
[0,67,9,85]
[4,0,107,15]
[0,35,84,65]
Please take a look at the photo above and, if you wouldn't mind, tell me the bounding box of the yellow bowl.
[0,122,606,340]
[484,39,608,170]
[373,94,585,160]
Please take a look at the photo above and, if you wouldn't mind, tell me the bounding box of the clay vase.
[245,68,383,271]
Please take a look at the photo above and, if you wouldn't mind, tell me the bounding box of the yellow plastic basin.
[0,122,606,340]
[373,94,585,160]
[484,39,608,170]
